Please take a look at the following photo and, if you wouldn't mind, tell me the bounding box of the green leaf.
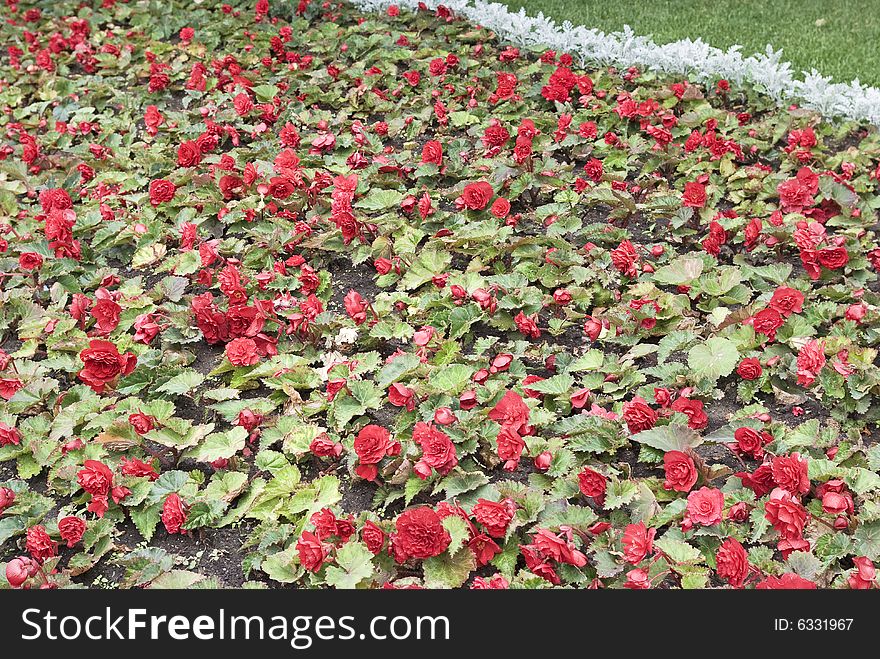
[355,188,404,211]
[524,373,573,395]
[182,426,247,463]
[654,535,704,564]
[119,547,173,588]
[428,364,475,394]
[376,353,421,388]
[348,380,382,410]
[854,521,880,560]
[130,504,162,541]
[845,467,880,495]
[156,370,205,396]
[442,515,471,556]
[630,424,702,452]
[252,84,279,102]
[423,549,476,588]
[146,471,190,505]
[687,337,739,383]
[435,469,490,499]
[261,546,301,584]
[448,304,481,339]
[604,480,639,509]
[785,551,823,581]
[652,256,704,285]
[147,570,207,589]
[324,541,375,589]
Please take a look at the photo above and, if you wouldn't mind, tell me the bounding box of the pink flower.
[686,487,724,526]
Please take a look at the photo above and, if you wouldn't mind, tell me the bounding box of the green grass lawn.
[500,0,880,86]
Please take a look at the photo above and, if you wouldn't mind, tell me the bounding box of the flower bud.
[0,487,14,512]
[534,451,552,471]
[6,557,30,588]
[433,407,457,426]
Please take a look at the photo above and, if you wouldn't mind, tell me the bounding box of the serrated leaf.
[427,363,474,393]
[376,353,421,388]
[156,370,205,396]
[423,548,476,588]
[324,541,375,589]
[442,515,470,556]
[652,255,704,285]
[604,480,639,509]
[687,337,738,382]
[182,426,247,463]
[630,424,702,452]
[654,535,704,564]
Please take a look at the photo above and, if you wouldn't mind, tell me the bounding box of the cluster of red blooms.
[487,390,533,471]
[189,261,279,366]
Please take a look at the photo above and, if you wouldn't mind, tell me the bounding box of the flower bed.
[1,0,880,590]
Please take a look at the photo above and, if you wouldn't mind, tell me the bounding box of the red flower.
[353,424,396,482]
[90,298,121,334]
[752,307,784,341]
[472,499,514,539]
[768,287,804,317]
[361,521,386,555]
[622,522,655,564]
[623,568,651,590]
[388,382,416,411]
[128,412,155,435]
[531,528,586,567]
[226,337,260,366]
[0,487,14,512]
[488,390,531,435]
[78,339,137,393]
[391,507,451,562]
[495,425,525,471]
[669,397,708,430]
[5,558,34,588]
[818,246,849,270]
[121,457,159,481]
[577,467,607,499]
[622,396,657,433]
[297,531,329,572]
[0,422,22,447]
[148,178,176,205]
[514,311,540,338]
[421,140,443,165]
[733,426,770,460]
[177,141,202,167]
[610,239,639,277]
[662,451,698,492]
[686,486,724,526]
[19,252,43,270]
[848,557,876,590]
[77,460,113,496]
[682,181,706,207]
[25,525,57,562]
[777,168,817,212]
[770,453,810,496]
[58,517,86,548]
[489,197,511,218]
[737,464,776,498]
[796,339,826,387]
[460,181,494,210]
[309,434,343,458]
[715,538,749,588]
[161,493,187,534]
[344,290,368,325]
[764,488,808,539]
[737,357,762,380]
[412,422,457,479]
